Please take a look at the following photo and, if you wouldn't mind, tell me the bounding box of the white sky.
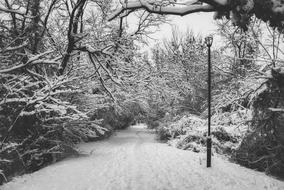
[126,12,222,52]
[149,13,218,42]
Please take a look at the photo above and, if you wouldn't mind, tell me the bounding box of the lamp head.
[205,36,213,47]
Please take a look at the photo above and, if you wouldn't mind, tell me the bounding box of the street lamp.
[205,36,213,168]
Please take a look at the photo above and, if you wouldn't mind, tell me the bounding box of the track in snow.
[2,124,284,190]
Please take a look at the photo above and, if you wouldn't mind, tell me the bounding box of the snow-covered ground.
[2,124,284,190]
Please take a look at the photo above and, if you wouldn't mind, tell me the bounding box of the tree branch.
[0,6,32,18]
[201,0,228,7]
[108,1,216,21]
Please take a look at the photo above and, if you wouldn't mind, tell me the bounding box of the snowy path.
[2,124,284,190]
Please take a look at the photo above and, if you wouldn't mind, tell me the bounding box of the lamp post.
[205,36,213,168]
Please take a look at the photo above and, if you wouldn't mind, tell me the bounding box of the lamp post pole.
[205,36,213,168]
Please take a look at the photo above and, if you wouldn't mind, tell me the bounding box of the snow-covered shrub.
[176,132,206,153]
[235,68,284,178]
[212,127,238,143]
[157,113,244,155]
[0,52,113,184]
[0,143,24,185]
[156,126,171,141]
[0,118,110,185]
[157,114,204,140]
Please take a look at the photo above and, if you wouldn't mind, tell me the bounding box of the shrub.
[157,114,243,156]
[234,69,284,178]
[156,126,171,141]
[0,118,110,185]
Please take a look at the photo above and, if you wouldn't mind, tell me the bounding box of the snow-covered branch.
[0,6,32,17]
[108,0,216,21]
[0,51,60,73]
[0,42,28,53]
[201,0,228,6]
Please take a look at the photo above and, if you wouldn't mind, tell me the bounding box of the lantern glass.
[205,36,213,47]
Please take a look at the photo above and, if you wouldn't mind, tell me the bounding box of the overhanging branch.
[108,1,216,21]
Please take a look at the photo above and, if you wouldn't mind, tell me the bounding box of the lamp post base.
[207,136,212,167]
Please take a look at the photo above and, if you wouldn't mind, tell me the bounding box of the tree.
[109,0,284,31]
[0,0,168,183]
[213,17,284,176]
[149,28,213,114]
[216,19,260,77]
